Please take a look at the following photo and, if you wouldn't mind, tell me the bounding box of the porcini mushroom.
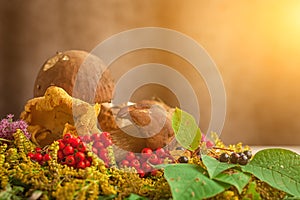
[20,86,101,146]
[34,50,114,103]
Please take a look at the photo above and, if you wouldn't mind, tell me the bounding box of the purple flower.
[7,114,14,120]
[0,114,31,140]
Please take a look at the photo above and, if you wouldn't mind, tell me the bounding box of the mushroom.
[29,50,176,152]
[20,86,101,146]
[34,50,114,104]
[110,100,175,153]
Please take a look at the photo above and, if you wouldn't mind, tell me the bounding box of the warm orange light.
[277,2,300,46]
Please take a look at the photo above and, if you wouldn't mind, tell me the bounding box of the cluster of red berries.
[81,132,113,167]
[57,133,92,169]
[27,147,51,165]
[118,147,174,178]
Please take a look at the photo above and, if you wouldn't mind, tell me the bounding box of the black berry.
[238,154,248,165]
[178,156,189,163]
[219,153,230,162]
[230,152,240,164]
[175,146,185,151]
[238,152,245,157]
[243,150,252,159]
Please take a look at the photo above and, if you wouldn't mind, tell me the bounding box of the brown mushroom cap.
[98,100,175,153]
[117,100,175,150]
[34,50,114,103]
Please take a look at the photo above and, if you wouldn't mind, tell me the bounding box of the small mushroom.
[108,100,175,152]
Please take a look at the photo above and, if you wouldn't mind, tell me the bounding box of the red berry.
[100,132,112,147]
[137,169,145,178]
[58,139,65,150]
[66,155,75,166]
[85,159,91,167]
[75,152,85,162]
[155,147,165,158]
[126,152,136,161]
[151,169,158,176]
[100,132,110,140]
[60,160,67,165]
[81,135,91,143]
[141,148,153,159]
[43,154,51,162]
[98,149,109,161]
[77,142,86,152]
[158,158,164,164]
[87,157,92,163]
[141,162,152,172]
[138,156,148,164]
[63,133,73,142]
[99,148,108,154]
[103,138,113,147]
[92,147,98,154]
[119,159,130,167]
[91,133,101,141]
[39,160,46,166]
[35,147,42,153]
[63,145,74,156]
[206,141,214,148]
[76,161,86,169]
[34,153,43,162]
[93,141,105,149]
[27,152,35,160]
[130,159,141,169]
[57,150,64,160]
[148,154,159,165]
[69,137,80,148]
[102,157,109,164]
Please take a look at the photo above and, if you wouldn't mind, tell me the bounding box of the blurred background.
[1,0,300,145]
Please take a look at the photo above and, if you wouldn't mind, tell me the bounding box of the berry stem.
[0,138,12,143]
[212,147,235,152]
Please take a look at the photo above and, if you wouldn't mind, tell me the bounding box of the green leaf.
[124,193,148,200]
[242,148,300,197]
[171,108,201,151]
[98,194,117,200]
[284,196,300,200]
[214,169,251,194]
[202,155,237,178]
[164,164,226,199]
[242,181,262,200]
[0,183,24,200]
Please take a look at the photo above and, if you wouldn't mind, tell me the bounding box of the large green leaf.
[171,108,201,151]
[214,169,251,194]
[164,164,226,199]
[202,155,237,178]
[242,148,300,197]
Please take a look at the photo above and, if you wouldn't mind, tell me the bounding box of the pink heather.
[0,114,31,140]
